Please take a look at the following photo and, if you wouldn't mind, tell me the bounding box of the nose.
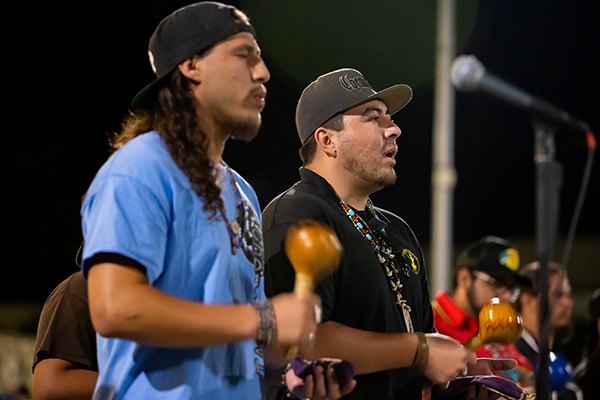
[385,120,401,140]
[562,294,574,308]
[253,58,270,83]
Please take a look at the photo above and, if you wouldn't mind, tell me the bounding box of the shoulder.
[85,132,190,213]
[262,180,335,230]
[376,207,420,244]
[45,272,87,303]
[61,271,88,298]
[93,131,188,190]
[109,131,169,167]
[376,207,411,229]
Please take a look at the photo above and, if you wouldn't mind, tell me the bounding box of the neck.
[522,312,555,347]
[194,112,230,165]
[306,163,377,210]
[206,137,227,165]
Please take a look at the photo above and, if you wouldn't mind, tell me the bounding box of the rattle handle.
[294,272,315,298]
[285,345,299,359]
[464,335,482,352]
[285,273,315,359]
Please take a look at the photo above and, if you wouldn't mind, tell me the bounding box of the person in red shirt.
[432,236,534,388]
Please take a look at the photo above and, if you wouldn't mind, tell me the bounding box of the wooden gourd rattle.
[284,220,343,357]
[464,297,523,351]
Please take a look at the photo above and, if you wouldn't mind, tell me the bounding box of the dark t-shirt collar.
[298,167,390,233]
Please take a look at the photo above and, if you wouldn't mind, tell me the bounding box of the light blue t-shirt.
[81,132,266,400]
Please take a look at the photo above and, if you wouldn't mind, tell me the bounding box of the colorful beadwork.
[339,197,414,332]
[220,162,245,255]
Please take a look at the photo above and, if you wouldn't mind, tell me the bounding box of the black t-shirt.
[263,168,434,400]
[33,271,98,372]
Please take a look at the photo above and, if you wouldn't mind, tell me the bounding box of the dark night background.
[4,0,599,332]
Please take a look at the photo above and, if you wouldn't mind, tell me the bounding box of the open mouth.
[384,147,397,159]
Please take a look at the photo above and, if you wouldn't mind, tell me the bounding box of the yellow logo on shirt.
[402,249,420,275]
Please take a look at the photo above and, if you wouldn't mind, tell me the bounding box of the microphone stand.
[532,120,562,400]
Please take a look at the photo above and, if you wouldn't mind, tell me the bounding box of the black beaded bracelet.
[254,300,277,346]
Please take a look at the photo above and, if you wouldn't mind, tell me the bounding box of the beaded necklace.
[339,197,415,332]
[219,162,245,255]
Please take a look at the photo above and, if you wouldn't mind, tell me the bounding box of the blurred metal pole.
[430,0,457,295]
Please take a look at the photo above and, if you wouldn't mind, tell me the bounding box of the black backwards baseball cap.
[295,68,413,144]
[455,236,524,281]
[131,2,256,110]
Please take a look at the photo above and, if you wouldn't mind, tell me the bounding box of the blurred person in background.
[432,236,534,388]
[573,288,600,400]
[515,261,582,400]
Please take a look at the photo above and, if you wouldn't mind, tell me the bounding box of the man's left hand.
[462,358,518,400]
[286,359,356,400]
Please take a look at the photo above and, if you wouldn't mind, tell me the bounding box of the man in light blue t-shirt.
[81,2,355,399]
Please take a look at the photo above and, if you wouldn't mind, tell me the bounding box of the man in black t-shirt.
[263,69,516,400]
[33,271,98,400]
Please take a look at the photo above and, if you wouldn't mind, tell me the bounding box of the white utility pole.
[430,0,457,294]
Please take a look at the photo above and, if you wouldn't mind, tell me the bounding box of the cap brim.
[344,84,413,116]
[131,69,175,111]
[486,270,533,287]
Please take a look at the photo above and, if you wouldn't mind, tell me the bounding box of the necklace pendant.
[400,300,414,333]
[229,220,241,235]
[231,242,238,255]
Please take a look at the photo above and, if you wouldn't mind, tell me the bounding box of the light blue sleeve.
[81,173,170,284]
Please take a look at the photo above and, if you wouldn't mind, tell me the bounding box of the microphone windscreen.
[451,55,486,92]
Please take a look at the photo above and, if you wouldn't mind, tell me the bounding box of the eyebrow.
[362,106,390,117]
[233,43,261,56]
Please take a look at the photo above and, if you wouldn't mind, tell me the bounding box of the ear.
[314,127,338,158]
[178,57,203,85]
[456,267,472,290]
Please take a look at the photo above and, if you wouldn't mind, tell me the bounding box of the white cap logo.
[149,51,157,74]
[339,75,372,92]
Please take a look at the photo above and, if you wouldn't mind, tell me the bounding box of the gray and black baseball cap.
[131,2,256,110]
[295,68,413,144]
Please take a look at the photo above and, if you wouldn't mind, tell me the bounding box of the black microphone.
[451,55,590,132]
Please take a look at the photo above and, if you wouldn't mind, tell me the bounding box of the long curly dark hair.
[111,69,223,218]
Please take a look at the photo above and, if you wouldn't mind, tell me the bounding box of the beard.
[222,108,262,143]
[466,284,483,316]
[342,156,397,188]
[227,118,261,142]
